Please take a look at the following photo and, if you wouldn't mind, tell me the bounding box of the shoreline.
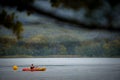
[0,55,120,58]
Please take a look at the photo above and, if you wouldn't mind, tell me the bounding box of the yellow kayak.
[22,67,46,71]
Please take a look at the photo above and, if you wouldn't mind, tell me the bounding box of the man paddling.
[30,64,35,69]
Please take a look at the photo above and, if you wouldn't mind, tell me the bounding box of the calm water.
[0,58,120,80]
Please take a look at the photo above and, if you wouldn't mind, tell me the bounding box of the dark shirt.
[30,66,34,69]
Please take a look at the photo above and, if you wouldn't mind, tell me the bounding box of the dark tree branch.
[27,4,120,32]
[0,0,120,32]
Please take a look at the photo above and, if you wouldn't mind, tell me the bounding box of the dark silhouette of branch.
[26,4,120,32]
[0,0,120,32]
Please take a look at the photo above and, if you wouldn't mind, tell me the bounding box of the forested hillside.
[0,24,120,57]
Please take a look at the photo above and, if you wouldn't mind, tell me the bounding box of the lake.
[0,58,120,80]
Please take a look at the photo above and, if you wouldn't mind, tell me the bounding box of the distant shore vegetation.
[0,35,120,58]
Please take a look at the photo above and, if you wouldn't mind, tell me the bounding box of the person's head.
[31,64,33,66]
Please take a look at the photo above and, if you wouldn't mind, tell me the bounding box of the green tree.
[59,45,67,55]
[103,39,120,57]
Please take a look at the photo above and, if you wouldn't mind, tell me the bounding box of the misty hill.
[0,23,120,57]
